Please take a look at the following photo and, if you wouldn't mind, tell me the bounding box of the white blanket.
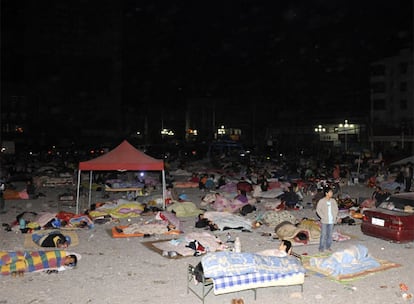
[204,211,252,231]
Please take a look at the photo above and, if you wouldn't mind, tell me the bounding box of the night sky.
[1,0,412,145]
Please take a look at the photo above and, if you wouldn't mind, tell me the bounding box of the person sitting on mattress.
[0,250,79,277]
[32,231,71,248]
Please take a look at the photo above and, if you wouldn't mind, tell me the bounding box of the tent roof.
[79,140,164,171]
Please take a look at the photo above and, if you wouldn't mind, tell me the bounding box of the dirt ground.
[0,181,413,304]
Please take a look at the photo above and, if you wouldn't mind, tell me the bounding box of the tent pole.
[88,171,93,211]
[76,170,81,214]
[162,170,166,210]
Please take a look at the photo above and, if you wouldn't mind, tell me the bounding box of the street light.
[338,120,355,152]
[161,128,175,136]
[314,125,326,133]
[218,125,226,136]
[314,125,326,157]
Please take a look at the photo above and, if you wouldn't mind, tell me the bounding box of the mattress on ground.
[212,271,304,295]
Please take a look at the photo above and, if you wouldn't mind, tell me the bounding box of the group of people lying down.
[1,230,81,277]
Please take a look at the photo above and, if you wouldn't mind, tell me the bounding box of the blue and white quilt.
[309,244,380,277]
[201,251,305,294]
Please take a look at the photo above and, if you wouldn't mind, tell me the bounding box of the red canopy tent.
[75,140,166,214]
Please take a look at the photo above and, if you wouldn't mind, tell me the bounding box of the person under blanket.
[202,211,252,231]
[32,231,71,248]
[191,240,294,283]
[309,244,380,277]
[0,250,79,277]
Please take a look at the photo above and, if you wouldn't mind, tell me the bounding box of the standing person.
[332,164,340,180]
[256,174,269,191]
[0,179,5,214]
[316,187,339,252]
[404,162,413,192]
[26,179,38,199]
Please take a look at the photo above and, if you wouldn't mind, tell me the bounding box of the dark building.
[369,48,414,155]
[1,1,412,156]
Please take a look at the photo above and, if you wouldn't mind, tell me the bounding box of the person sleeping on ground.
[0,250,79,277]
[196,211,253,231]
[32,231,71,248]
[195,213,219,231]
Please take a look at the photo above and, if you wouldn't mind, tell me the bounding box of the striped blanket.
[0,250,67,275]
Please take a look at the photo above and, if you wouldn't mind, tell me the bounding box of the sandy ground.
[0,180,413,304]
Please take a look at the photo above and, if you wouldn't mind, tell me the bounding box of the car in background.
[361,192,414,243]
